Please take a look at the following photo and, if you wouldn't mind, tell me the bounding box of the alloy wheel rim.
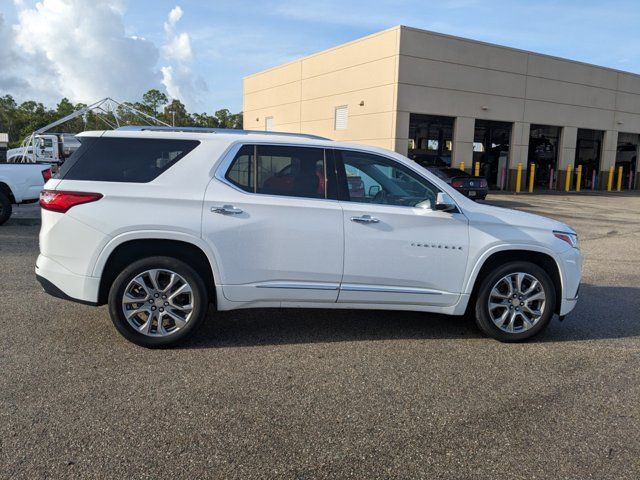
[487,272,546,333]
[121,269,194,337]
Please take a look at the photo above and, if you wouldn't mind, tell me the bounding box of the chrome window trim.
[213,141,462,213]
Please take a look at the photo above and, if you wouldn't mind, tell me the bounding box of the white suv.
[36,127,582,347]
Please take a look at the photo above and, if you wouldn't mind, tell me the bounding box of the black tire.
[108,256,208,348]
[474,261,556,342]
[0,191,12,226]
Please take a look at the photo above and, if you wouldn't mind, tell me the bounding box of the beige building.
[244,25,640,191]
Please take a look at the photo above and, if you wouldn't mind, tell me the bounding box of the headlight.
[553,230,579,249]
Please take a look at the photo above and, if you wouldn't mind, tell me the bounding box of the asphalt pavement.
[1,194,639,479]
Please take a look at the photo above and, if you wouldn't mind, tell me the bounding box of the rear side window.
[58,137,199,183]
[224,144,336,200]
[225,145,254,192]
[257,145,325,199]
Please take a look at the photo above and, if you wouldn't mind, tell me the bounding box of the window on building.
[575,129,604,190]
[334,106,348,130]
[265,116,274,131]
[408,114,454,167]
[528,125,561,189]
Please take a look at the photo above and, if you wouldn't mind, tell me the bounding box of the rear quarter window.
[58,137,200,183]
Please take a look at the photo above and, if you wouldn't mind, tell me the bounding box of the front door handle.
[350,214,379,224]
[212,205,243,215]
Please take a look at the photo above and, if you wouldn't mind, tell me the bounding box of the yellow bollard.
[607,166,614,191]
[617,166,623,191]
[575,165,582,193]
[528,163,535,193]
[459,161,465,172]
[474,162,480,177]
[565,164,572,192]
[515,162,522,193]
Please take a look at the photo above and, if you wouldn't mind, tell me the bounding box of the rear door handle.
[350,215,379,224]
[211,205,243,215]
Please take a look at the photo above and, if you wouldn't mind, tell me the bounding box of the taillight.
[480,179,488,188]
[41,168,52,182]
[452,181,464,188]
[39,190,103,213]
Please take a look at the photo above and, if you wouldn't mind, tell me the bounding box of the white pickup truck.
[0,163,52,225]
[6,133,80,165]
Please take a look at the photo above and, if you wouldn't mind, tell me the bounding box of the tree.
[142,89,168,117]
[0,90,242,148]
[161,99,192,127]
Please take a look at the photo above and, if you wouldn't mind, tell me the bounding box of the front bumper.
[558,247,582,316]
[35,254,100,305]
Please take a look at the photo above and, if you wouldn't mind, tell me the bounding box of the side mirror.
[434,192,457,212]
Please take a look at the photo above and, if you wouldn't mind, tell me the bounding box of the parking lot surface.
[1,194,639,479]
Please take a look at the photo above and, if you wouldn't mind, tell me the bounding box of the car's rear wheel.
[0,191,12,226]
[474,261,556,342]
[108,256,208,348]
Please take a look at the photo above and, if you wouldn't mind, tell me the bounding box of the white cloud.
[167,6,183,27]
[1,0,160,105]
[160,5,206,110]
[162,31,193,61]
[162,5,192,61]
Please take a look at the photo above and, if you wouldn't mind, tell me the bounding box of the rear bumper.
[35,254,100,305]
[456,187,488,199]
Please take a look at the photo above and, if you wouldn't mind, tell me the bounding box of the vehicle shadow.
[179,284,640,349]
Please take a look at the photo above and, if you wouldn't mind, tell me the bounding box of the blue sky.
[1,0,639,113]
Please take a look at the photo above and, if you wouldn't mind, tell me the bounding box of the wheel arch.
[0,181,16,203]
[465,246,563,315]
[95,233,220,306]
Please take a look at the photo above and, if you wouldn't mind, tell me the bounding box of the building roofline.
[398,25,640,79]
[245,24,640,81]
[243,25,401,80]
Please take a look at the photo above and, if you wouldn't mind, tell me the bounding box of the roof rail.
[116,125,331,141]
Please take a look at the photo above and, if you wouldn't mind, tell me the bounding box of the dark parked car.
[425,167,488,200]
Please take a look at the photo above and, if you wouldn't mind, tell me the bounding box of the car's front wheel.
[474,261,556,342]
[108,256,208,347]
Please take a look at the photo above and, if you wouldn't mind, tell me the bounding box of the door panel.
[339,203,468,305]
[334,149,469,306]
[203,144,343,303]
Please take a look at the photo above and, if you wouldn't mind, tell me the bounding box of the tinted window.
[336,150,439,208]
[225,145,254,192]
[257,145,325,199]
[58,137,199,183]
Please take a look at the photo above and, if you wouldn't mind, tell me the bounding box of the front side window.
[335,150,439,209]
